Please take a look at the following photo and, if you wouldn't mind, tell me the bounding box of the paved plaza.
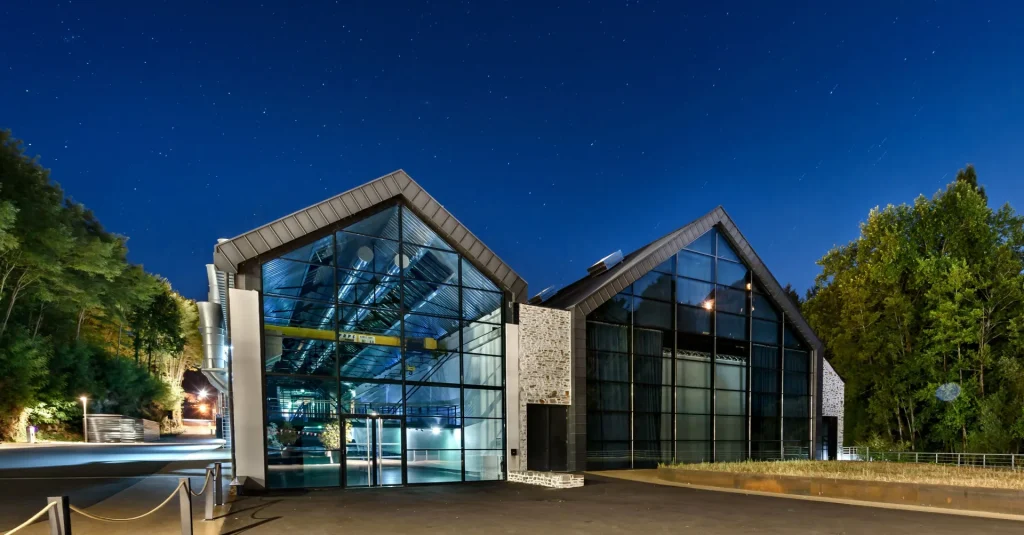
[219,473,1023,534]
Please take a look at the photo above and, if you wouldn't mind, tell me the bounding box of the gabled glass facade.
[261,203,505,488]
[586,227,811,469]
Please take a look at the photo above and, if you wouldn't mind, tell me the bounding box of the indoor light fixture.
[431,426,441,435]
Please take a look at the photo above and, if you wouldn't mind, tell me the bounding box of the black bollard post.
[214,462,224,506]
[178,478,193,535]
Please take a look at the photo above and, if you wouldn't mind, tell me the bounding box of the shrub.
[321,422,341,450]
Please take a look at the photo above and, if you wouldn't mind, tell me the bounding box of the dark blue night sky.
[2,1,1022,300]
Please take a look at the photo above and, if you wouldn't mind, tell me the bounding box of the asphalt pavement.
[219,473,1024,534]
[0,437,229,533]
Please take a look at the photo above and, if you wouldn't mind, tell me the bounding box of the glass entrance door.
[345,417,403,487]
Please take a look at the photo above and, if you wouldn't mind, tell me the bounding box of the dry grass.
[663,460,1024,490]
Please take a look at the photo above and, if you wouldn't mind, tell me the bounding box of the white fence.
[86,414,160,443]
[840,447,1021,469]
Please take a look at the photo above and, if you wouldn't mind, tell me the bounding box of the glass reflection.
[261,203,505,488]
[586,223,813,467]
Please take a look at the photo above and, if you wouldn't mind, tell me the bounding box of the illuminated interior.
[261,203,505,488]
[585,227,812,469]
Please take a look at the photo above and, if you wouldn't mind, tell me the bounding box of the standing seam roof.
[542,206,824,353]
[213,170,529,301]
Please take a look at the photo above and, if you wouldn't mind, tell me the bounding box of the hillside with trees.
[0,130,201,441]
[804,168,1024,453]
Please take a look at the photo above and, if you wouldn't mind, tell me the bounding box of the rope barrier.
[189,469,213,497]
[3,501,56,535]
[6,462,222,533]
[68,480,186,522]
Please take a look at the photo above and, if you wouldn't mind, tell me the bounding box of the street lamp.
[80,396,88,443]
[197,389,208,400]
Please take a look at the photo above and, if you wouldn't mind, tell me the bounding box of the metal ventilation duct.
[198,300,229,393]
[199,264,230,394]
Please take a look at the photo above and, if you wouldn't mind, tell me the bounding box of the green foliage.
[321,421,341,450]
[0,328,50,438]
[0,130,199,441]
[805,166,1024,453]
[36,426,83,442]
[267,422,299,449]
[267,423,283,450]
[28,400,79,426]
[278,423,299,447]
[129,282,185,368]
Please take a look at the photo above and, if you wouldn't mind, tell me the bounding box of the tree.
[0,131,74,337]
[781,283,802,310]
[804,167,1024,452]
[59,201,127,341]
[0,328,50,438]
[129,282,184,371]
[101,266,163,357]
[0,130,195,441]
[158,294,203,429]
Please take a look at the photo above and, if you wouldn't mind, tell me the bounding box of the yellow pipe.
[266,325,438,350]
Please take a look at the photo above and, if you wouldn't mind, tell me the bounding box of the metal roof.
[213,169,528,301]
[542,205,824,353]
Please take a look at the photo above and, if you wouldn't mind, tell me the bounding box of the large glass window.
[261,203,505,488]
[586,226,813,466]
[783,346,811,459]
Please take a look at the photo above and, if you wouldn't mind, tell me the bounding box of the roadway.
[0,437,228,531]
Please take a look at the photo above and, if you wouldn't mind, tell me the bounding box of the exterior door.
[821,416,838,460]
[345,417,404,487]
[526,404,568,471]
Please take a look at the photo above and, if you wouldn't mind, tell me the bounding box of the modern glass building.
[203,171,529,490]
[260,204,506,488]
[544,207,829,471]
[201,172,842,491]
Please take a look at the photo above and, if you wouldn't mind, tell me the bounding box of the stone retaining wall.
[656,467,1024,516]
[509,470,584,489]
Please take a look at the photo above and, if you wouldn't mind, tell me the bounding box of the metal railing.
[2,462,224,535]
[840,447,1021,469]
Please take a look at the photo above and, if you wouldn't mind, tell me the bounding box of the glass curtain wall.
[261,204,505,488]
[783,326,811,458]
[585,226,811,469]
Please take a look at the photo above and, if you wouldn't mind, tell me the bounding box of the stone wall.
[822,359,845,449]
[508,470,584,489]
[516,304,572,470]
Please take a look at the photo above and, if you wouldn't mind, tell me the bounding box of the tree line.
[804,167,1024,453]
[0,130,201,441]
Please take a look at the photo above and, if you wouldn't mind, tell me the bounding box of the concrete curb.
[656,467,1024,516]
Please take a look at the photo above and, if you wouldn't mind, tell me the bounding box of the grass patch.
[662,460,1024,490]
